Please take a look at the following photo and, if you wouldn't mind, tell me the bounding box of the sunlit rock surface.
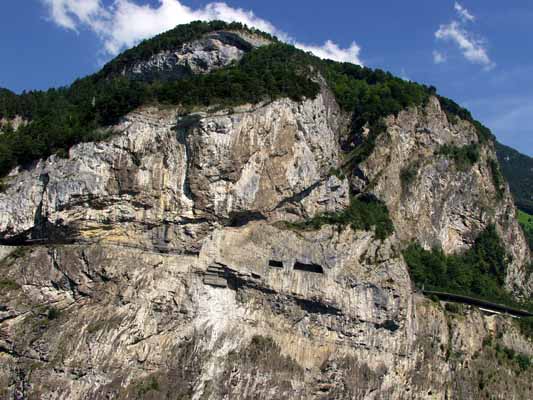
[0,31,531,399]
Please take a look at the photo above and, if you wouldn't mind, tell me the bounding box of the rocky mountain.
[0,21,532,399]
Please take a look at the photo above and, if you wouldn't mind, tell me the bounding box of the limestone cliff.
[119,30,271,81]
[0,28,531,400]
[357,97,532,297]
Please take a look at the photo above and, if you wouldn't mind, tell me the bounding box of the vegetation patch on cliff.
[134,376,160,397]
[518,317,533,340]
[220,335,303,397]
[488,158,505,199]
[227,335,302,373]
[279,194,394,240]
[436,144,480,171]
[482,336,532,372]
[400,161,421,192]
[0,278,20,292]
[404,225,532,311]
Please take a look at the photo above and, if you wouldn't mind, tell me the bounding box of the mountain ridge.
[2,21,530,188]
[0,21,531,399]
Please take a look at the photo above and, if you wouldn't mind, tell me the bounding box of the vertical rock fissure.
[175,116,198,203]
[33,172,50,240]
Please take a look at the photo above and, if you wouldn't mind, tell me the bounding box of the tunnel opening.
[293,261,324,274]
[228,211,266,227]
[268,260,284,269]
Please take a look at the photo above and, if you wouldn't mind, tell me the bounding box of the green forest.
[517,210,533,251]
[403,226,532,312]
[0,21,494,179]
[279,194,394,240]
[436,144,480,171]
[496,142,533,215]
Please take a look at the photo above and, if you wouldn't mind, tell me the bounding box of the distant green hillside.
[496,142,533,214]
[518,209,533,251]
[519,209,533,230]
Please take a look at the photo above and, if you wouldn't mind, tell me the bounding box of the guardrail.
[422,290,533,318]
[1,237,192,256]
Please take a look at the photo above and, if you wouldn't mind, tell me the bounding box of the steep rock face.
[0,84,532,398]
[121,30,271,81]
[0,87,347,253]
[0,237,531,399]
[358,97,532,295]
[185,88,347,221]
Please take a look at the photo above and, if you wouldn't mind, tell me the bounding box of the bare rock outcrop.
[121,30,272,81]
[0,227,531,399]
[0,87,347,254]
[0,116,27,133]
[358,97,532,296]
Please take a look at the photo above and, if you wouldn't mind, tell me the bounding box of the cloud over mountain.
[41,0,363,65]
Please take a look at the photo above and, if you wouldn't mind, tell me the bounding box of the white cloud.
[435,21,494,69]
[295,40,361,64]
[41,0,108,31]
[432,50,447,64]
[100,0,285,55]
[454,2,475,22]
[433,2,493,70]
[41,0,363,65]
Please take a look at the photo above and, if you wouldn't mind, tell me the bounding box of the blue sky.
[1,1,532,155]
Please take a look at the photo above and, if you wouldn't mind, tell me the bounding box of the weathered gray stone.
[360,96,532,297]
[0,33,531,400]
[120,30,271,81]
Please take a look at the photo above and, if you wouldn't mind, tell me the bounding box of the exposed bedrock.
[0,56,531,397]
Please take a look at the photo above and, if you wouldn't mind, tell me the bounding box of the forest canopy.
[403,226,532,312]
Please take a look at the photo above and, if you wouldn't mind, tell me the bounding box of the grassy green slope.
[518,209,533,251]
[518,209,533,229]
